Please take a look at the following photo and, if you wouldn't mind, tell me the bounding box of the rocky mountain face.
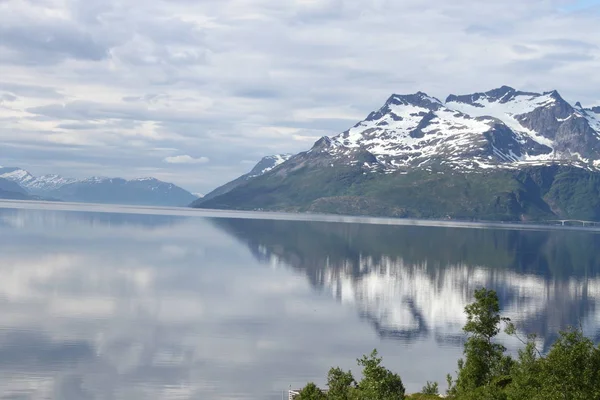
[195,86,600,221]
[191,154,292,206]
[318,86,600,171]
[0,168,197,206]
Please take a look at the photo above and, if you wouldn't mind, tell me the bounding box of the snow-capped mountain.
[196,86,600,221]
[247,154,293,178]
[0,167,77,194]
[191,154,293,205]
[0,167,197,206]
[323,86,600,171]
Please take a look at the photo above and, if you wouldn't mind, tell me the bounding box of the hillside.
[192,154,292,205]
[194,86,600,221]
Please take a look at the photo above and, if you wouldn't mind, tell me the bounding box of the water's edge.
[1,199,599,233]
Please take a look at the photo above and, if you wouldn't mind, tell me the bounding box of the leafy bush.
[421,381,439,395]
[296,287,600,400]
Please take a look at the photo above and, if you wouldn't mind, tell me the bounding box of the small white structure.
[288,388,328,399]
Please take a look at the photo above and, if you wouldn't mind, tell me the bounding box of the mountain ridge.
[194,86,600,221]
[0,167,197,206]
[192,154,293,206]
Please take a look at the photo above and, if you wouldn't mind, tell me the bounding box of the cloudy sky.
[1,0,599,193]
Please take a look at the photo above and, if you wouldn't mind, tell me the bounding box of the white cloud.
[0,0,599,192]
[164,155,209,164]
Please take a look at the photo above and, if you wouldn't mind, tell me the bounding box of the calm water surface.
[1,203,600,399]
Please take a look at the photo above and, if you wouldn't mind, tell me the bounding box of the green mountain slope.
[196,164,600,221]
[193,87,600,221]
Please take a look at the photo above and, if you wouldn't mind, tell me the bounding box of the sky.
[0,0,599,194]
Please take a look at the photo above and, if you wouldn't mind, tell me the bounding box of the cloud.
[0,82,64,99]
[164,155,209,164]
[0,0,599,193]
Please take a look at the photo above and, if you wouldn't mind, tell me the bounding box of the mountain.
[0,168,197,207]
[0,176,27,195]
[0,167,76,194]
[47,177,197,206]
[195,86,600,221]
[0,177,32,200]
[191,154,292,206]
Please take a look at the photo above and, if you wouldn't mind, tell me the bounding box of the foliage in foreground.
[294,288,600,400]
[296,350,404,400]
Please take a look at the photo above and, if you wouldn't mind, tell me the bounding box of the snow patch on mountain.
[583,107,600,134]
[446,90,558,149]
[309,86,600,172]
[30,174,78,191]
[0,168,77,193]
[248,154,293,177]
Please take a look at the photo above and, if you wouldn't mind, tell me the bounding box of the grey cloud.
[233,87,283,99]
[122,93,170,103]
[0,82,63,98]
[55,122,102,130]
[274,118,359,132]
[543,52,595,62]
[465,25,507,36]
[1,0,600,193]
[0,22,109,64]
[508,52,596,73]
[27,101,211,124]
[512,44,536,54]
[538,38,598,50]
[0,93,17,102]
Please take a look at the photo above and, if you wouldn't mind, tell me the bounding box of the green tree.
[326,367,356,400]
[451,288,512,398]
[504,340,543,400]
[537,327,600,400]
[355,350,405,400]
[296,382,327,400]
[421,381,439,395]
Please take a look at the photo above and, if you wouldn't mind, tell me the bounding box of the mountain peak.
[543,89,568,104]
[484,85,516,99]
[445,85,538,105]
[365,92,442,122]
[133,177,159,182]
[247,154,293,177]
[386,92,443,109]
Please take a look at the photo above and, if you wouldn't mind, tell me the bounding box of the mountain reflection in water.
[211,218,600,349]
[0,207,599,400]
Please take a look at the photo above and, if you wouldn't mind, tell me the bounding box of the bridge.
[545,220,599,227]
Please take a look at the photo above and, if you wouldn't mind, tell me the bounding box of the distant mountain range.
[0,167,197,206]
[194,86,600,221]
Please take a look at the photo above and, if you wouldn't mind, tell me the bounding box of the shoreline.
[1,199,600,233]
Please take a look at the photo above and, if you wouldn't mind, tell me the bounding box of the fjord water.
[1,206,600,399]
